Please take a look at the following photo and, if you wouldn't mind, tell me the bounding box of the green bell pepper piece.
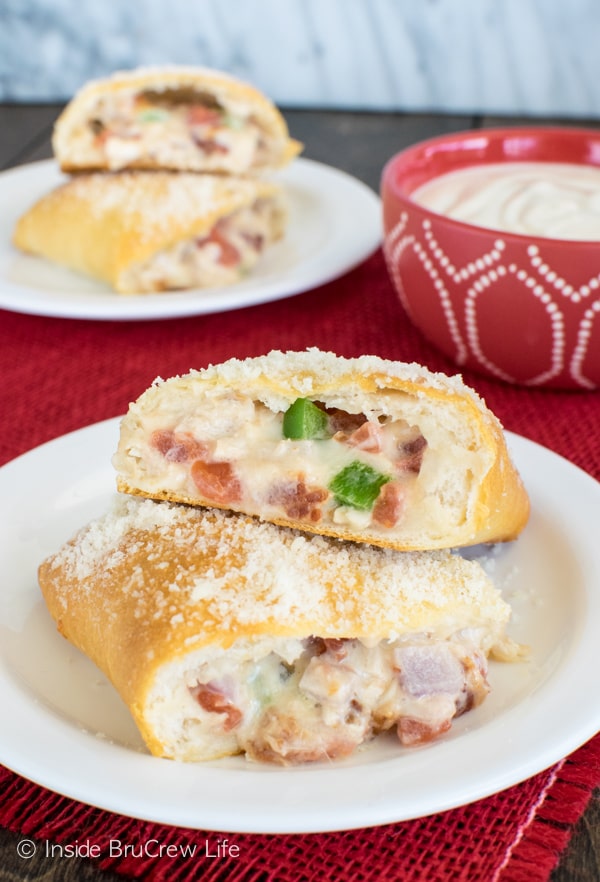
[223,112,244,130]
[282,398,329,439]
[329,461,391,510]
[137,107,171,123]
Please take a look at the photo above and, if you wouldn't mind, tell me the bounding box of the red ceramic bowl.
[381,127,600,390]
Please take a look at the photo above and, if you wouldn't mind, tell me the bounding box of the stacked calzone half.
[38,350,530,765]
[13,172,286,294]
[51,65,301,175]
[114,349,530,550]
[14,65,298,294]
[38,497,519,764]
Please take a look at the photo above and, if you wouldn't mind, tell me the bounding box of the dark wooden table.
[0,103,598,882]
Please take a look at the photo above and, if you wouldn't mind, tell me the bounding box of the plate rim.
[0,157,382,321]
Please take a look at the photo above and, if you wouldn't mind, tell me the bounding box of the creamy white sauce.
[411,161,600,240]
[121,199,280,293]
[171,634,489,762]
[84,91,264,173]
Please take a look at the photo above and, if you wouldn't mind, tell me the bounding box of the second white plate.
[0,158,382,321]
[0,420,599,833]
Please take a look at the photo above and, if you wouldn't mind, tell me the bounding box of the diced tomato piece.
[372,481,405,528]
[93,129,110,147]
[187,105,223,126]
[150,430,208,463]
[191,459,242,504]
[190,682,242,731]
[210,229,241,267]
[197,229,240,267]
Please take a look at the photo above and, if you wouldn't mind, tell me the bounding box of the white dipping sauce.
[411,161,600,240]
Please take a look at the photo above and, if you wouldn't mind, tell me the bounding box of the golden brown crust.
[114,349,530,549]
[38,497,512,756]
[12,171,284,294]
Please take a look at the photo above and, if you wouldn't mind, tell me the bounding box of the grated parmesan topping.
[52,172,275,233]
[63,64,273,110]
[144,348,493,416]
[74,64,248,91]
[43,496,511,642]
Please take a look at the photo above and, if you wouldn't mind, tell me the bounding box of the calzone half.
[38,496,518,764]
[13,171,286,294]
[52,65,302,175]
[113,349,530,550]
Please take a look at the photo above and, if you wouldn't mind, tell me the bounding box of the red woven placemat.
[1,736,599,882]
[1,250,599,882]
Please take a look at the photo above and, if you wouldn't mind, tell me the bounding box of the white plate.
[0,158,381,321]
[0,420,599,834]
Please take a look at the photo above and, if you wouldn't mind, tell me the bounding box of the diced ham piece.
[395,644,466,698]
[190,682,243,731]
[324,407,367,434]
[267,479,328,522]
[372,481,405,528]
[321,638,349,661]
[151,429,209,463]
[397,434,428,474]
[306,637,349,661]
[241,232,265,252]
[397,716,452,746]
[191,136,229,155]
[344,421,383,453]
[191,459,242,504]
[456,653,490,714]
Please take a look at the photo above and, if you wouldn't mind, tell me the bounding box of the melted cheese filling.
[74,90,274,172]
[128,394,481,539]
[152,405,421,529]
[158,632,490,764]
[120,198,283,293]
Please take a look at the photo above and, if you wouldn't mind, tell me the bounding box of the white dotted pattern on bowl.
[384,215,599,389]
